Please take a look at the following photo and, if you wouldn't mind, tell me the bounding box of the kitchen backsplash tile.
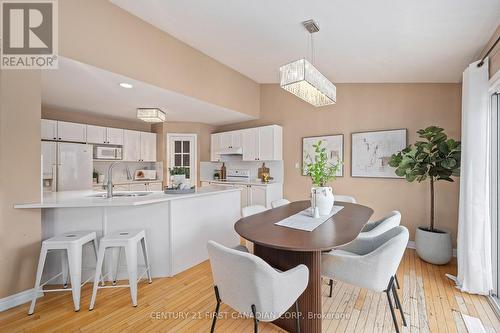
[200,160,283,182]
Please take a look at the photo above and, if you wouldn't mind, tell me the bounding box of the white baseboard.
[0,289,43,312]
[407,240,457,257]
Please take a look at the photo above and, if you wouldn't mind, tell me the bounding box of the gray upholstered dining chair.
[207,240,309,333]
[359,210,401,238]
[322,226,409,333]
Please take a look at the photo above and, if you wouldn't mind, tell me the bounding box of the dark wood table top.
[235,200,374,252]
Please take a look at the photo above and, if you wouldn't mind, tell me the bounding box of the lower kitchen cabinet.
[93,181,163,192]
[201,181,283,209]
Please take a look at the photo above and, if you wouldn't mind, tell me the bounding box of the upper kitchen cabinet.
[210,133,222,162]
[106,127,124,145]
[87,125,123,145]
[241,125,282,161]
[219,131,242,150]
[57,121,87,143]
[41,119,57,141]
[123,130,157,162]
[140,132,157,162]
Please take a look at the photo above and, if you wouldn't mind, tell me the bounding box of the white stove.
[225,169,251,182]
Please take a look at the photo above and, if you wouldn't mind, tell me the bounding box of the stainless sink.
[89,192,153,198]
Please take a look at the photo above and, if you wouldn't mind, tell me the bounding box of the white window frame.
[166,133,197,186]
[489,69,500,314]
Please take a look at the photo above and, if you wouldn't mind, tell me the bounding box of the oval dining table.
[234,200,374,333]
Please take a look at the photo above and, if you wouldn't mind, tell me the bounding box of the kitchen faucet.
[106,161,125,198]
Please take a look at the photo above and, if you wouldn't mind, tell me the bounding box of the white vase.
[310,187,334,216]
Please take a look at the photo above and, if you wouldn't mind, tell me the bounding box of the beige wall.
[218,83,462,245]
[0,70,42,298]
[481,25,500,78]
[42,106,152,132]
[153,122,216,187]
[59,0,260,119]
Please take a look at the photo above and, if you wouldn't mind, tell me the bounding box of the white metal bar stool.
[28,231,101,315]
[89,229,152,310]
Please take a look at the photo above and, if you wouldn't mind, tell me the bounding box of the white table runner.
[274,205,344,232]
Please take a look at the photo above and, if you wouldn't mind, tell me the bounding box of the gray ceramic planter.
[415,226,452,265]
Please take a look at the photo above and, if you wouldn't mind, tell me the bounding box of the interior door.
[168,134,196,186]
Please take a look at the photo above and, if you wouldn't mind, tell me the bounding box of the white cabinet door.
[258,126,275,161]
[201,181,211,187]
[148,182,163,191]
[57,121,86,143]
[41,119,57,141]
[220,132,232,149]
[249,185,267,207]
[234,184,249,208]
[123,130,141,161]
[140,132,157,162]
[106,127,124,145]
[86,125,106,144]
[129,183,148,191]
[41,141,56,179]
[113,184,130,191]
[242,128,259,161]
[231,131,243,148]
[210,133,222,162]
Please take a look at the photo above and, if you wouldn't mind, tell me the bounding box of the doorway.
[166,133,197,186]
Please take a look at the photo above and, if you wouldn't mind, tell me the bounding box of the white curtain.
[456,59,492,295]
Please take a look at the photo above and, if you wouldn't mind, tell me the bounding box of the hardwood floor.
[0,249,499,332]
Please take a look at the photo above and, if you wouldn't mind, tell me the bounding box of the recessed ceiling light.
[119,82,133,89]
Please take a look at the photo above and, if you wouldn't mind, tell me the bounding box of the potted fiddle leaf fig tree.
[389,126,460,265]
[304,140,342,216]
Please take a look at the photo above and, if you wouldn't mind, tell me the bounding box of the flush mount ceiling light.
[137,108,166,122]
[279,20,336,107]
[119,82,133,89]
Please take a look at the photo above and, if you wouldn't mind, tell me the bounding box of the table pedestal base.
[253,244,322,333]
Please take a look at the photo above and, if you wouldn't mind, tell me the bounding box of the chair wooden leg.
[329,279,333,297]
[210,286,221,333]
[251,304,259,333]
[295,300,301,333]
[392,283,407,327]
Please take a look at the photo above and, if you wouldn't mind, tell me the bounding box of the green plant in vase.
[304,140,342,216]
[389,126,460,264]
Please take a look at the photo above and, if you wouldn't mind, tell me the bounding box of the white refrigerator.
[42,142,93,191]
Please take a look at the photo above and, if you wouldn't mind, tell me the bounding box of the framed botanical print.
[351,128,407,178]
[302,134,344,177]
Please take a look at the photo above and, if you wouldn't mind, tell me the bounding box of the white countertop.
[201,179,281,186]
[93,179,162,186]
[15,186,242,209]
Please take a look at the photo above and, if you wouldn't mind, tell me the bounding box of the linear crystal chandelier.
[279,20,336,107]
[137,108,166,122]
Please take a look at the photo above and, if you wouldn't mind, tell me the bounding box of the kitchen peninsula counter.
[15,186,242,280]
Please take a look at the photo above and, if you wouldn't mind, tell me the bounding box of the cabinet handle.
[58,138,61,140]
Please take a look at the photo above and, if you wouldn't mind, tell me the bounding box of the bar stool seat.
[89,229,152,310]
[29,231,100,315]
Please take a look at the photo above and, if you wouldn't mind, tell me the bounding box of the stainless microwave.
[94,146,123,160]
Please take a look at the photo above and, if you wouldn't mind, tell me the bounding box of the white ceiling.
[112,0,500,83]
[41,57,255,125]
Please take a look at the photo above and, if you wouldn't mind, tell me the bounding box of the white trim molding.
[0,289,43,312]
[407,240,457,258]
